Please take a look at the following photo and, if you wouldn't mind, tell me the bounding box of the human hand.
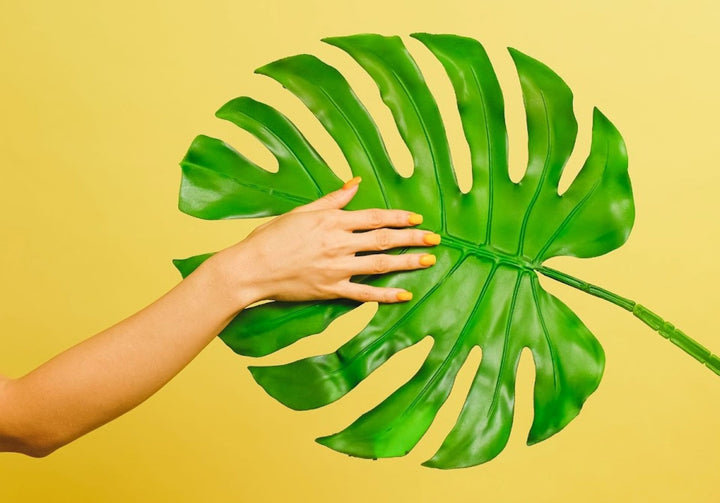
[213,177,441,309]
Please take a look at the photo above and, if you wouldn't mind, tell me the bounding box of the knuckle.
[352,287,374,303]
[368,209,384,228]
[317,210,332,226]
[324,191,341,203]
[375,229,393,250]
[325,209,344,227]
[317,283,338,299]
[413,229,427,243]
[407,254,420,269]
[361,289,377,302]
[377,289,394,303]
[319,233,346,257]
[319,237,333,253]
[372,255,390,274]
[313,211,335,232]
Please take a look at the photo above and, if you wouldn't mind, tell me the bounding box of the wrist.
[202,245,265,313]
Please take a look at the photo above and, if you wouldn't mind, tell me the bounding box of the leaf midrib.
[440,234,539,269]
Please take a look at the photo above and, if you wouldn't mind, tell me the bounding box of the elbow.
[18,436,63,458]
[0,378,64,458]
[1,429,65,458]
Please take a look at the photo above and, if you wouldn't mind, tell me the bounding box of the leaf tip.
[420,458,439,469]
[253,63,272,76]
[507,46,539,74]
[591,106,617,133]
[507,46,542,71]
[320,35,339,45]
[247,365,265,385]
[590,106,627,157]
[321,34,357,50]
[409,32,431,41]
[592,105,606,121]
[506,46,523,59]
[421,452,477,470]
[525,429,549,446]
[314,434,335,449]
[214,96,245,118]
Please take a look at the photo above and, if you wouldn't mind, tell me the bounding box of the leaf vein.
[531,274,558,391]
[326,253,469,377]
[317,87,390,208]
[401,262,499,417]
[533,137,609,261]
[182,161,313,205]
[224,108,325,197]
[469,65,494,244]
[488,270,524,418]
[381,66,450,231]
[516,91,552,256]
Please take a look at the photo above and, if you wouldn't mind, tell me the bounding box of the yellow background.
[1,1,719,501]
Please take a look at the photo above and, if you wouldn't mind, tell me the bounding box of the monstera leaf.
[173,33,720,469]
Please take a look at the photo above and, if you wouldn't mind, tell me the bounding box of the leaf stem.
[538,265,720,377]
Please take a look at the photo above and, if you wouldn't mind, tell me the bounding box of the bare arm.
[0,255,244,457]
[0,178,440,457]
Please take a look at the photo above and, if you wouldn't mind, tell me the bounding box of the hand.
[213,177,441,308]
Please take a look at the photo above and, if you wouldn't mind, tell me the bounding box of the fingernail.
[396,290,413,301]
[419,254,436,266]
[423,232,441,245]
[343,176,362,190]
[408,213,423,225]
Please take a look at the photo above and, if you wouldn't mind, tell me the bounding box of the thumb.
[292,176,362,213]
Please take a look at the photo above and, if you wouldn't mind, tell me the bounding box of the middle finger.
[350,228,441,252]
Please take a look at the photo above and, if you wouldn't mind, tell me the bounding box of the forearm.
[0,180,434,458]
[0,252,253,457]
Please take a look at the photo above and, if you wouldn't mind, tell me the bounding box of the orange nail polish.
[419,254,436,266]
[408,213,423,225]
[423,232,441,245]
[343,176,362,190]
[396,291,413,301]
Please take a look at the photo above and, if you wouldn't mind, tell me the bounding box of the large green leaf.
[174,33,720,469]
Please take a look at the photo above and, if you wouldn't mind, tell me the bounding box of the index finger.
[340,208,424,231]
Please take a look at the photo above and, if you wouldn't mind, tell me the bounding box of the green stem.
[538,265,720,377]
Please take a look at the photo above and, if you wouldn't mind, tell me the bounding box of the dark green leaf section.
[323,34,458,233]
[254,253,602,467]
[180,134,312,219]
[255,53,399,212]
[179,96,345,220]
[173,254,359,357]
[532,109,633,261]
[250,245,464,410]
[424,269,603,468]
[412,33,509,244]
[175,33,638,468]
[215,97,342,196]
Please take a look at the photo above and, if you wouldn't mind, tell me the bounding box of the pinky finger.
[335,281,413,304]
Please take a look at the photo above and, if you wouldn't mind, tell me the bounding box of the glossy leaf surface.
[174,33,636,468]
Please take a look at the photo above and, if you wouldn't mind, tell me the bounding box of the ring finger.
[349,252,437,275]
[350,228,441,252]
